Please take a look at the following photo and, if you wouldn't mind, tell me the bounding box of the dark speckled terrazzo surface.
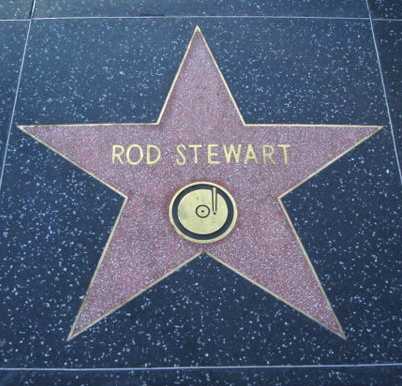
[369,0,402,20]
[1,2,402,386]
[0,1,33,19]
[33,0,369,18]
[15,19,388,126]
[3,367,402,386]
[373,20,402,158]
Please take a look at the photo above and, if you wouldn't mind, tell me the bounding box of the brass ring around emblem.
[169,181,238,244]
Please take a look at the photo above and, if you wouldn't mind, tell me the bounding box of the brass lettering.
[112,145,125,164]
[262,145,275,165]
[244,144,258,164]
[223,144,242,163]
[176,144,186,166]
[146,145,161,165]
[278,144,290,165]
[112,143,292,167]
[126,144,144,165]
[188,144,202,164]
[207,144,220,165]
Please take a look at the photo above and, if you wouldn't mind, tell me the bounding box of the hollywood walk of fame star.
[20,27,381,340]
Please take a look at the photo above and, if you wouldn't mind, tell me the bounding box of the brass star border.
[19,26,382,340]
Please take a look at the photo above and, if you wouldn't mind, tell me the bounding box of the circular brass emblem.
[169,182,237,244]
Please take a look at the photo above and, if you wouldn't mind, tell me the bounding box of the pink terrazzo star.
[21,27,380,340]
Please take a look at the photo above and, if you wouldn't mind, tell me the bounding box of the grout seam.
[1,363,402,371]
[0,0,36,193]
[365,0,402,186]
[30,15,370,21]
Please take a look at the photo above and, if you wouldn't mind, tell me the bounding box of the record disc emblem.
[169,182,237,243]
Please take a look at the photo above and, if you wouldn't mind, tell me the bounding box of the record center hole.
[195,204,210,218]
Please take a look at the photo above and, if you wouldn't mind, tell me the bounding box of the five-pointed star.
[21,27,380,340]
